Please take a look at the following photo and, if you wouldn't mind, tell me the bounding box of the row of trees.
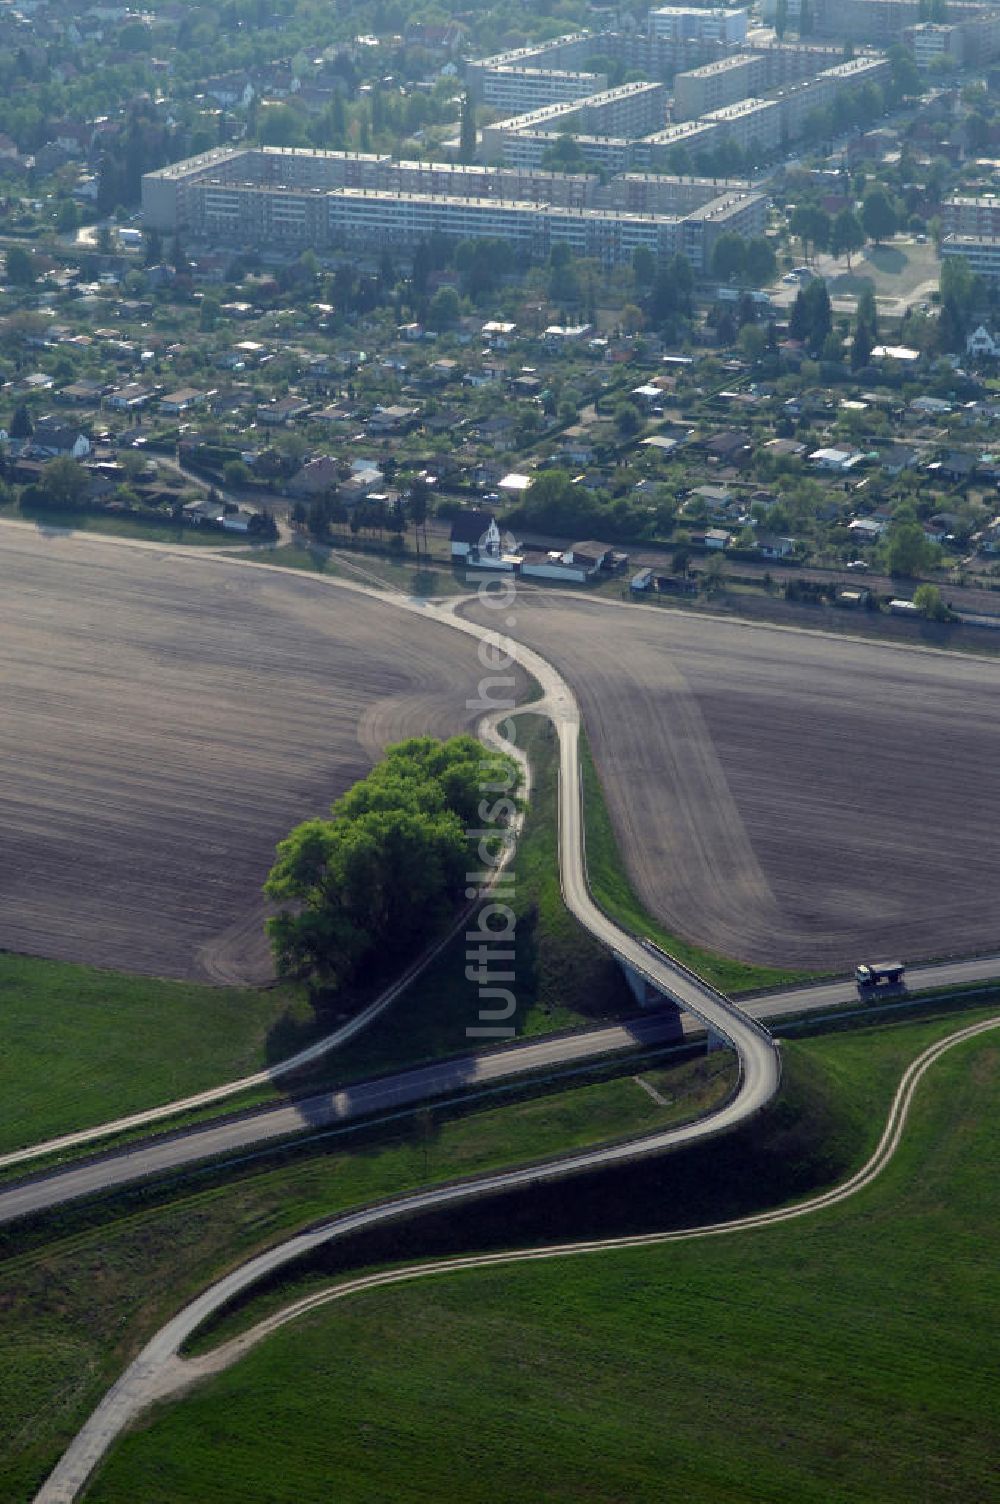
[790,187,899,266]
[266,736,522,993]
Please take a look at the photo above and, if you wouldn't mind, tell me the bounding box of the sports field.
[0,528,520,983]
[463,594,1000,970]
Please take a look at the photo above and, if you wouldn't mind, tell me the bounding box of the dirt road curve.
[462,593,1000,970]
[0,528,525,983]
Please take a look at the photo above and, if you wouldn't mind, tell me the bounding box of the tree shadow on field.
[865,244,908,277]
[827,270,876,296]
[411,568,441,596]
[264,1005,328,1071]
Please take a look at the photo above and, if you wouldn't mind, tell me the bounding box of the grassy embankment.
[579,732,817,995]
[84,1013,999,1504]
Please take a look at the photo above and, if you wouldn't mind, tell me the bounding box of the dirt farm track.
[0,530,523,984]
[464,592,1000,971]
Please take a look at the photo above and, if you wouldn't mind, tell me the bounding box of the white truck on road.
[855,960,906,993]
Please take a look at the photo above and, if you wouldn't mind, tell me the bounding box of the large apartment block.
[464,33,596,96]
[673,42,838,119]
[674,55,765,120]
[493,131,638,172]
[324,187,766,269]
[142,145,766,270]
[941,234,1000,283]
[479,81,667,164]
[905,11,1000,65]
[943,195,1000,238]
[481,66,606,113]
[647,6,749,45]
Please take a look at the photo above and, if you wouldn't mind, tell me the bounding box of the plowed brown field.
[463,593,1000,970]
[0,530,518,983]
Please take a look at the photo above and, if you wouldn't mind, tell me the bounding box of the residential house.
[559,426,596,465]
[471,414,516,450]
[704,430,753,467]
[519,539,613,583]
[221,507,259,533]
[104,382,153,412]
[426,358,460,386]
[763,437,806,459]
[183,496,226,526]
[256,395,311,426]
[755,535,795,559]
[879,444,919,476]
[909,395,952,417]
[923,512,960,543]
[288,456,341,498]
[848,517,886,542]
[339,468,382,507]
[810,446,864,472]
[689,484,734,517]
[641,434,679,458]
[58,379,105,405]
[631,383,666,413]
[937,450,977,483]
[30,419,91,459]
[703,527,731,551]
[463,363,505,388]
[543,324,592,349]
[367,404,419,436]
[159,387,207,415]
[482,320,516,349]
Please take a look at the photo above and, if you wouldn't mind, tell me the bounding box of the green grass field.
[83,1015,998,1504]
[0,954,312,1157]
[579,734,818,995]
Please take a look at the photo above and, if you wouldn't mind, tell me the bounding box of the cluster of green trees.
[851,286,879,370]
[710,235,777,286]
[265,736,521,993]
[883,504,941,578]
[937,255,990,352]
[789,279,832,355]
[506,469,675,543]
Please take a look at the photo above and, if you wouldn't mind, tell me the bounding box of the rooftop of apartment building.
[468,33,592,70]
[491,80,663,133]
[677,53,761,78]
[327,186,753,226]
[702,96,776,121]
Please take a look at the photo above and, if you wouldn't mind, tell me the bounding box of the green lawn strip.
[271,540,470,596]
[83,1020,998,1504]
[0,953,313,1158]
[579,731,820,995]
[0,1050,735,1502]
[9,501,254,547]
